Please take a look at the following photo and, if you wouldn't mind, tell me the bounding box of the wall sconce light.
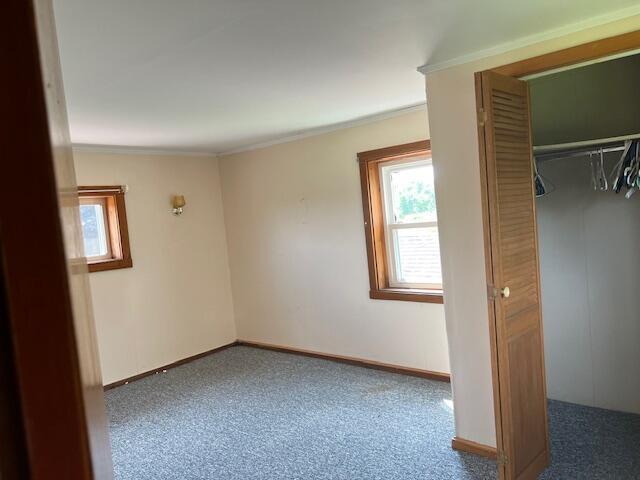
[172,195,186,215]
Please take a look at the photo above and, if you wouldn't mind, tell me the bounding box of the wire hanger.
[534,139,640,199]
[533,157,554,197]
[611,140,640,195]
[610,140,633,192]
[589,152,598,191]
[598,147,608,191]
[624,143,640,198]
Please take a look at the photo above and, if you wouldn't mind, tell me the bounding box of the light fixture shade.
[173,195,186,208]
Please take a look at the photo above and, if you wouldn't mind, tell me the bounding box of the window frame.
[78,186,132,273]
[380,157,442,290]
[78,196,113,262]
[357,140,443,304]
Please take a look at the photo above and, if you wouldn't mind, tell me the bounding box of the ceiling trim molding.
[72,103,427,158]
[219,103,427,156]
[72,143,216,158]
[417,5,640,75]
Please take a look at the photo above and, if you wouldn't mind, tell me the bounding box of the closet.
[528,53,640,416]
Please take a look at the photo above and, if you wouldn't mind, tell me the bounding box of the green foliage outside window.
[392,175,436,223]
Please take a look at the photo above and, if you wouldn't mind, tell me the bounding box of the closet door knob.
[501,287,510,298]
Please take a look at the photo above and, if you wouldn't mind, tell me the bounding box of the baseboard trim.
[103,341,238,390]
[103,339,451,390]
[236,340,451,383]
[451,436,497,460]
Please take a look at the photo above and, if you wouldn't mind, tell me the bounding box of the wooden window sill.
[370,288,444,304]
[87,258,133,273]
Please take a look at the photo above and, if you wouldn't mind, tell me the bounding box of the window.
[78,186,132,273]
[357,140,443,303]
[381,158,442,289]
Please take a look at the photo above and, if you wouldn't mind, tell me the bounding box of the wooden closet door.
[477,71,550,480]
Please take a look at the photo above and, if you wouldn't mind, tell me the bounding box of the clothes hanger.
[624,142,639,187]
[540,140,640,198]
[623,142,640,198]
[533,157,555,197]
[625,184,638,199]
[610,140,633,192]
[598,147,608,191]
[533,157,546,197]
[589,152,598,191]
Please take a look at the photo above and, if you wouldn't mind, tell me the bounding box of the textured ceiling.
[53,0,640,153]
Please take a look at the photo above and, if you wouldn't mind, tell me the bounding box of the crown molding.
[72,103,427,158]
[72,143,216,158]
[218,103,427,156]
[418,5,640,75]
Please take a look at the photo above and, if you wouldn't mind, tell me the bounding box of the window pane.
[80,204,109,258]
[389,163,436,223]
[394,226,442,285]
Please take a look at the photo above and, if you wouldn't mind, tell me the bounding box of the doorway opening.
[476,32,640,480]
[527,50,640,478]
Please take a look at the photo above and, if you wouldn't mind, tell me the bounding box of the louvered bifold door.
[478,71,550,480]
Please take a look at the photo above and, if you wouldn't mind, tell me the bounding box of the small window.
[358,141,443,303]
[78,186,132,273]
[381,158,442,289]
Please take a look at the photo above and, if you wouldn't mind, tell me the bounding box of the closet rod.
[535,144,627,162]
[533,132,640,154]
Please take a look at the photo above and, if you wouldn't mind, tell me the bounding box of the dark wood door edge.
[0,259,29,478]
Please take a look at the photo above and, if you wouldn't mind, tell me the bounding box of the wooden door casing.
[1,0,114,478]
[34,0,115,475]
[477,71,550,480]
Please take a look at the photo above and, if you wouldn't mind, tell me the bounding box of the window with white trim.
[79,197,112,261]
[380,157,443,290]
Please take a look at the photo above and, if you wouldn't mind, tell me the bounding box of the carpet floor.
[105,346,640,479]
[540,399,640,479]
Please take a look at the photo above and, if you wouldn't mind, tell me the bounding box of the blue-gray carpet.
[106,346,494,479]
[540,400,640,480]
[105,346,640,479]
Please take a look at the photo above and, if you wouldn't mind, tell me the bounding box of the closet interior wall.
[530,52,640,416]
[536,152,640,414]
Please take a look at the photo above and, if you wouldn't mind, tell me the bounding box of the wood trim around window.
[78,186,132,273]
[357,140,443,304]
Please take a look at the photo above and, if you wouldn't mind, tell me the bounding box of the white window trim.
[79,197,113,262]
[380,157,442,290]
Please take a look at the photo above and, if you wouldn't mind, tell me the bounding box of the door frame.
[475,28,640,478]
[1,0,113,478]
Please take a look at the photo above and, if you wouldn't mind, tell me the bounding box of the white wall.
[218,109,451,375]
[537,154,640,415]
[424,15,640,447]
[74,151,236,385]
